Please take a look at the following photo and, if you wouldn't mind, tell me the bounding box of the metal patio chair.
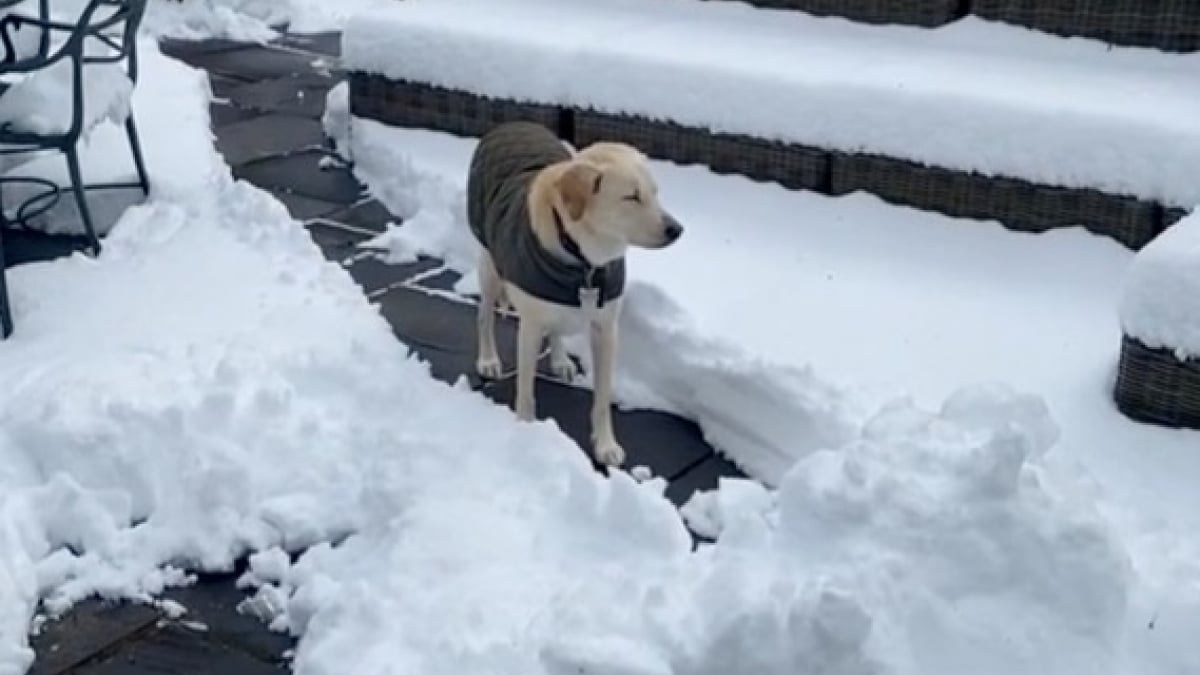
[0,0,150,339]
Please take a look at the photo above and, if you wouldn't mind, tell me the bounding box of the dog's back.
[466,121,570,253]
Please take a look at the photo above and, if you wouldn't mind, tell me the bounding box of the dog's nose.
[663,212,684,243]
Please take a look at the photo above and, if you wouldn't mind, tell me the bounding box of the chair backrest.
[77,0,149,82]
[0,0,148,140]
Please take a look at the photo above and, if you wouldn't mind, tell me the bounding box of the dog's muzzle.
[663,211,684,244]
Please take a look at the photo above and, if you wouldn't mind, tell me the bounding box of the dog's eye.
[624,192,641,203]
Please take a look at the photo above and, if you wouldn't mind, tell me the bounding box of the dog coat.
[467,121,625,308]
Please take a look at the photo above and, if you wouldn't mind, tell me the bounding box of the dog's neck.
[551,208,625,268]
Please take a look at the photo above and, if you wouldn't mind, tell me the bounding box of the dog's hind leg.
[547,332,579,382]
[475,252,504,379]
[515,311,544,422]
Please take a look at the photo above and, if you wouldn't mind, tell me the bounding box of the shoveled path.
[14,30,743,675]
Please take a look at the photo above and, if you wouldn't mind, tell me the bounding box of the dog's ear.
[556,161,603,221]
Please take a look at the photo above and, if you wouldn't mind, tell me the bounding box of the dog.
[466,121,683,466]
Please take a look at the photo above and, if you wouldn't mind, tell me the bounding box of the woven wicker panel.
[575,110,830,193]
[1163,207,1192,229]
[349,73,562,139]
[830,152,1161,249]
[1114,335,1200,429]
[712,0,963,26]
[973,0,1200,52]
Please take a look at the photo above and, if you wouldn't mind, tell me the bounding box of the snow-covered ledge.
[342,0,1200,209]
[1120,211,1200,357]
[1115,209,1200,429]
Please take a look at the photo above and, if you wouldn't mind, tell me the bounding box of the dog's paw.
[549,355,579,382]
[475,356,504,380]
[593,440,626,467]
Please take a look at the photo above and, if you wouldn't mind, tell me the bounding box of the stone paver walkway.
[7,30,745,674]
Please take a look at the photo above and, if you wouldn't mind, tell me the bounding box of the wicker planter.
[713,0,964,27]
[349,73,563,139]
[1164,207,1192,229]
[972,0,1200,52]
[574,110,830,193]
[1115,336,1200,429]
[830,152,1162,249]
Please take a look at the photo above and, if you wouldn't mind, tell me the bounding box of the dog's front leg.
[515,314,544,422]
[475,253,504,379]
[589,317,624,466]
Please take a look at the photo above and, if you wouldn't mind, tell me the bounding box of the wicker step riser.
[708,0,1200,52]
[348,74,1182,251]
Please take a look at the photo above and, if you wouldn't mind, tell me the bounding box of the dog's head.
[553,142,683,253]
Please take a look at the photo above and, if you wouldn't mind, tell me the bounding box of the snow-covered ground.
[328,86,1200,673]
[1,2,1198,675]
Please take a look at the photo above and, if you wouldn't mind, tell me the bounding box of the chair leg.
[64,147,101,256]
[125,114,150,196]
[1,229,13,339]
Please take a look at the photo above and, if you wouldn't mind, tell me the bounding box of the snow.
[1120,211,1200,357]
[328,91,1200,674]
[141,0,394,42]
[0,63,132,137]
[343,0,1200,208]
[0,3,1196,675]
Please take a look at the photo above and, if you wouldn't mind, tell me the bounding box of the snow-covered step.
[344,0,1200,248]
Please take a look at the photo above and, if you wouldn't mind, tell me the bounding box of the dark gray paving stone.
[208,73,250,100]
[306,222,370,261]
[344,254,441,294]
[177,45,321,82]
[404,341,481,385]
[414,268,462,293]
[480,377,713,479]
[664,454,744,507]
[210,102,259,128]
[263,188,342,221]
[29,598,159,675]
[215,115,327,166]
[234,150,362,204]
[373,283,509,358]
[161,574,292,664]
[226,72,338,118]
[325,199,397,234]
[73,623,281,675]
[272,31,341,57]
[160,37,257,60]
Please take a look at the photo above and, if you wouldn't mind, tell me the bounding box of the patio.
[7,26,739,675]
[3,1,1199,674]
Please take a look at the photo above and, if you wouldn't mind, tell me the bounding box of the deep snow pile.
[239,384,1144,675]
[1121,211,1200,357]
[343,0,1200,207]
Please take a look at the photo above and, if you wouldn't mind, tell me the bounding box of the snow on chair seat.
[0,60,132,137]
[344,0,1200,248]
[1116,211,1200,430]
